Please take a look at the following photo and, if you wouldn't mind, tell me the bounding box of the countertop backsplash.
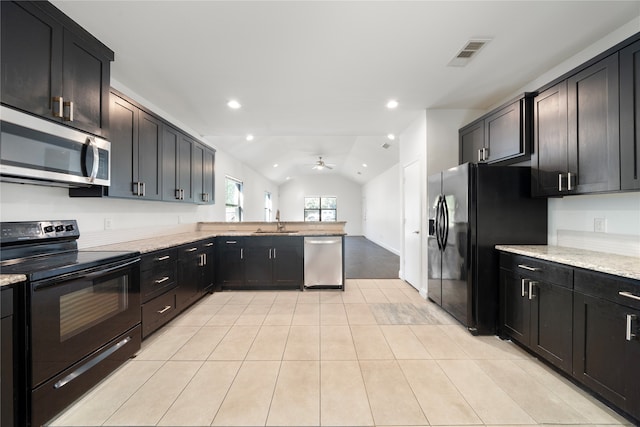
[556,229,640,258]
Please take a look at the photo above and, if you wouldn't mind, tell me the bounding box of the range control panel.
[0,220,80,245]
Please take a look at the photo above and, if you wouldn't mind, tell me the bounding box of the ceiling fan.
[312,156,334,170]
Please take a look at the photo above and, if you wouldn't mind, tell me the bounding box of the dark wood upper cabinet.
[620,39,640,190]
[533,54,620,197]
[137,112,163,200]
[107,94,138,198]
[162,127,194,203]
[193,143,215,205]
[567,53,620,194]
[459,95,532,165]
[532,82,569,197]
[0,1,112,137]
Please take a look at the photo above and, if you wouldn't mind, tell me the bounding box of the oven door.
[30,257,140,387]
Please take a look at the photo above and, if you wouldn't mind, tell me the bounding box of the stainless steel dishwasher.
[304,236,344,289]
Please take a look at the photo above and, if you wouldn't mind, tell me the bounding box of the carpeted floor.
[344,236,400,279]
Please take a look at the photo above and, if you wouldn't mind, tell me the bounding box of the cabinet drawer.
[141,249,177,272]
[501,253,573,289]
[141,267,177,302]
[141,290,177,338]
[575,269,640,310]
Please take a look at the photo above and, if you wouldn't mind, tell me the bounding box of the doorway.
[403,160,421,289]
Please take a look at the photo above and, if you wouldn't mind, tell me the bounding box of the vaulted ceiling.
[53,1,640,184]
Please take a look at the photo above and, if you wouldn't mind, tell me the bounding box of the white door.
[403,161,421,289]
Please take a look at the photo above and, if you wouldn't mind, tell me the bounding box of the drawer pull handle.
[518,264,540,272]
[156,255,171,261]
[626,314,637,341]
[186,247,198,252]
[521,278,528,298]
[157,305,172,314]
[619,291,640,302]
[155,276,170,284]
[204,243,214,247]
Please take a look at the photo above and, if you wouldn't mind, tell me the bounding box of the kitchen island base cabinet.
[573,270,640,422]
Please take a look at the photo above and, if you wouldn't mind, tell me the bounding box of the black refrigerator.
[427,163,547,335]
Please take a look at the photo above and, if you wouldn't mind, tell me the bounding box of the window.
[225,176,243,222]
[264,191,272,221]
[304,196,337,222]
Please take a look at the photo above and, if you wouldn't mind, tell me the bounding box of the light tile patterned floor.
[48,279,632,427]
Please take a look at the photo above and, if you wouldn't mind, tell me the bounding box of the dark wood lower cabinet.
[499,253,573,372]
[500,251,640,423]
[573,271,640,422]
[1,286,15,427]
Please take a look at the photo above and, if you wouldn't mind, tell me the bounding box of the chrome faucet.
[276,209,285,231]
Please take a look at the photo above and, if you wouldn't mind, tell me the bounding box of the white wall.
[0,82,278,248]
[362,164,401,254]
[277,174,362,236]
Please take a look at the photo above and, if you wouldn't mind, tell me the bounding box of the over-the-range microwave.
[0,105,110,187]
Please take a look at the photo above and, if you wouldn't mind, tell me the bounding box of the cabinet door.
[530,280,573,372]
[244,237,273,287]
[272,237,304,288]
[1,287,14,427]
[177,134,194,203]
[176,245,202,310]
[499,268,530,345]
[620,39,640,190]
[137,112,162,200]
[107,94,138,198]
[192,144,205,204]
[202,240,215,293]
[216,239,244,288]
[567,54,620,194]
[459,121,485,164]
[1,1,62,118]
[162,125,180,201]
[533,82,568,197]
[203,148,216,204]
[484,99,523,163]
[573,292,640,416]
[62,28,110,136]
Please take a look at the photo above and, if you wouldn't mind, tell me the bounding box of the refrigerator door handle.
[434,196,443,250]
[441,196,449,250]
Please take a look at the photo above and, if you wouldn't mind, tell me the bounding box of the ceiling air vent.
[448,38,491,67]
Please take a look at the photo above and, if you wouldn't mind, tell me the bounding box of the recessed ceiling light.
[227,99,241,109]
[362,163,368,168]
[387,133,396,140]
[246,134,254,141]
[386,99,399,109]
[286,176,291,180]
[273,164,278,168]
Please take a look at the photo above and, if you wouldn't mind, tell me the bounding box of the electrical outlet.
[594,217,606,233]
[104,218,113,230]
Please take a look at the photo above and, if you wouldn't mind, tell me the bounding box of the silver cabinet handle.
[226,241,237,244]
[518,264,540,272]
[558,173,564,192]
[521,278,529,298]
[63,100,74,121]
[626,314,637,341]
[619,291,640,302]
[52,96,63,118]
[141,182,145,197]
[241,248,244,259]
[157,305,172,314]
[156,255,171,261]
[175,189,181,200]
[155,276,170,284]
[181,189,185,200]
[204,243,214,247]
[484,147,489,161]
[134,182,141,196]
[528,281,537,300]
[478,148,483,162]
[273,248,276,259]
[567,172,574,191]
[268,248,272,259]
[186,247,198,252]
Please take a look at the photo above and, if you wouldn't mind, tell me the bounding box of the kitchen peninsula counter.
[496,245,640,281]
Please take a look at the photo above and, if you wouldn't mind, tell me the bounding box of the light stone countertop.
[1,274,27,287]
[496,245,640,281]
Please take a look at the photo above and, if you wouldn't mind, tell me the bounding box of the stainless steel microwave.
[0,106,110,187]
